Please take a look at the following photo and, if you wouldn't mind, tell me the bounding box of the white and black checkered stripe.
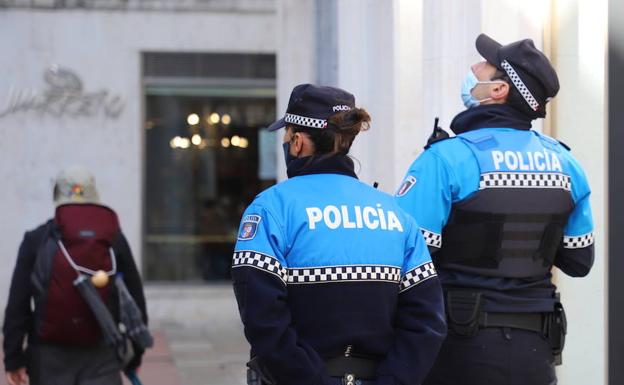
[400,262,437,292]
[501,60,540,112]
[284,113,327,129]
[232,251,288,282]
[421,228,442,248]
[287,265,401,284]
[479,172,571,191]
[563,232,594,249]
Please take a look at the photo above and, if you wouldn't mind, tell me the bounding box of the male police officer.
[395,34,594,385]
[232,84,446,385]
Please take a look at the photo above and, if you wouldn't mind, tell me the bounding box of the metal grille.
[143,53,276,80]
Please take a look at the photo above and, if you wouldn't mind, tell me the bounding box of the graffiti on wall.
[0,65,125,119]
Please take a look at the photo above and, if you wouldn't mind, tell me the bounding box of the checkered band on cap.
[287,265,401,285]
[563,232,594,249]
[284,113,328,129]
[421,228,442,248]
[501,60,540,111]
[232,251,288,283]
[479,172,571,191]
[400,262,437,293]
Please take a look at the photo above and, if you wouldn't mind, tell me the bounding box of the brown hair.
[289,108,371,155]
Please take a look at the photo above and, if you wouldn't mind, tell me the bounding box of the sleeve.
[375,217,447,385]
[554,163,595,277]
[114,232,147,325]
[231,203,329,385]
[3,232,37,372]
[395,149,456,255]
[113,231,148,371]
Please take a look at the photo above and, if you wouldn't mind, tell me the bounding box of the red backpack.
[32,204,119,346]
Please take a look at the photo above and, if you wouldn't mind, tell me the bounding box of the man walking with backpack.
[3,166,148,385]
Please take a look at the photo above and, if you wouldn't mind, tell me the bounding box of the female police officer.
[232,84,446,385]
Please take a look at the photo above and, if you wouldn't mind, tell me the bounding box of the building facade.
[0,0,617,383]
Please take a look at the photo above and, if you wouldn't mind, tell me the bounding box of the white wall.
[551,0,608,383]
[277,0,428,192]
[0,8,276,314]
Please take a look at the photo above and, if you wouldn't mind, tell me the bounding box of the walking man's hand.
[6,367,28,385]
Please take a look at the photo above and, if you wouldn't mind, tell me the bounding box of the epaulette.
[558,140,571,151]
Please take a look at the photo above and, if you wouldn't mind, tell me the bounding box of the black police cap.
[268,84,356,131]
[476,33,559,117]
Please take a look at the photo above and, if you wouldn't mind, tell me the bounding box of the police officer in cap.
[232,84,446,385]
[395,34,595,385]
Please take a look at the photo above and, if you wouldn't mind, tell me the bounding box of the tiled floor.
[0,285,250,385]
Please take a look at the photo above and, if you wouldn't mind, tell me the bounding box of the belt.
[479,312,544,333]
[324,356,379,380]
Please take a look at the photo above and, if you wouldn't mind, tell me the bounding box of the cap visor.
[476,33,503,68]
[267,117,286,132]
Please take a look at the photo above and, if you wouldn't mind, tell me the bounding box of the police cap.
[476,33,560,118]
[268,84,356,131]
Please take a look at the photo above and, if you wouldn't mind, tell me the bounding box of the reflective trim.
[400,262,438,293]
[479,172,571,191]
[501,60,540,111]
[232,251,403,285]
[284,113,328,129]
[421,228,442,248]
[232,251,288,283]
[563,232,594,249]
[287,265,401,284]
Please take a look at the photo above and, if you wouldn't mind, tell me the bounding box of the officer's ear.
[491,81,510,102]
[292,132,305,155]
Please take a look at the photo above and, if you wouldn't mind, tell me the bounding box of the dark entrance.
[142,53,277,281]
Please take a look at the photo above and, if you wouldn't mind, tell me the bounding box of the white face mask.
[460,70,505,108]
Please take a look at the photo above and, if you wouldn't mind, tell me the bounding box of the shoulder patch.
[395,175,417,197]
[238,214,262,241]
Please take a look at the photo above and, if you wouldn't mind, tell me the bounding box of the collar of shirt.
[450,104,533,135]
[286,154,358,179]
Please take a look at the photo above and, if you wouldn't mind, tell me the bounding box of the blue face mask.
[461,70,501,108]
[282,141,296,167]
[461,70,481,108]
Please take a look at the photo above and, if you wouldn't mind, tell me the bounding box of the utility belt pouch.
[446,291,483,337]
[247,356,276,385]
[546,301,567,365]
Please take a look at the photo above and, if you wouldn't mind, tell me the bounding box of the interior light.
[209,112,220,124]
[221,137,230,148]
[179,137,191,149]
[231,135,241,147]
[221,114,231,125]
[239,137,249,148]
[187,113,200,126]
[191,134,202,146]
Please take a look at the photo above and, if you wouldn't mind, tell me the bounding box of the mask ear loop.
[473,80,507,105]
